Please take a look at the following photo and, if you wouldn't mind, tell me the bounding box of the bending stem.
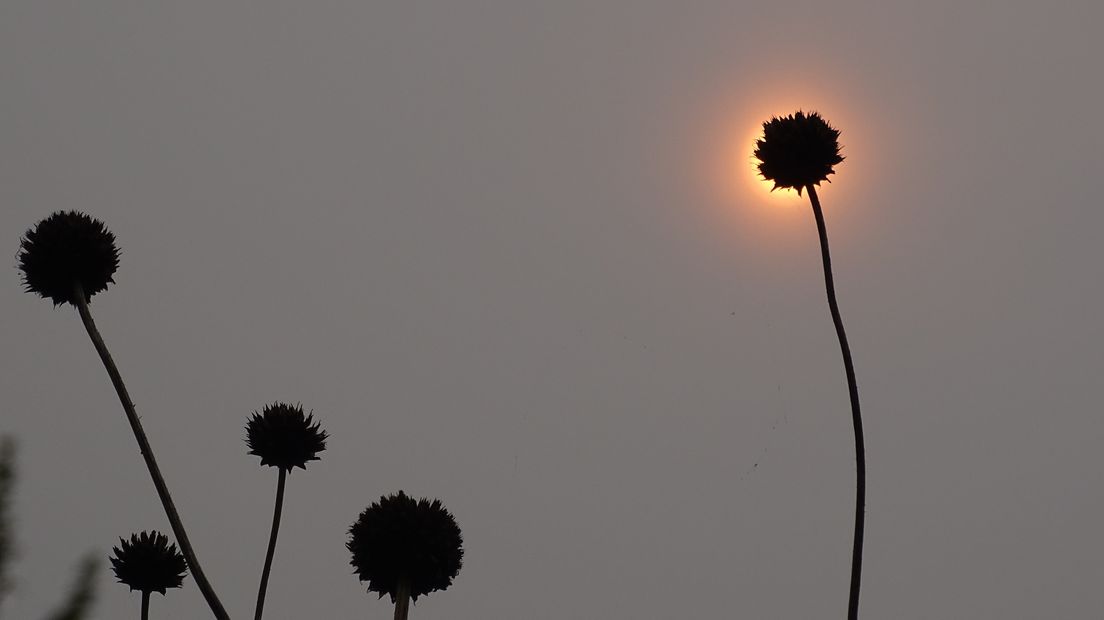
[806,185,866,620]
[74,284,229,620]
[254,468,287,620]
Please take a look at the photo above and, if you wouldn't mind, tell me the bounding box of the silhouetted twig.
[807,185,866,620]
[255,468,286,620]
[74,286,228,620]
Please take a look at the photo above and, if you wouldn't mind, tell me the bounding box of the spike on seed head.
[109,531,188,595]
[347,491,463,603]
[18,211,120,306]
[245,402,328,472]
[753,110,844,195]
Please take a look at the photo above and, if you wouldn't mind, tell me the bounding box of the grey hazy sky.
[3,1,1103,618]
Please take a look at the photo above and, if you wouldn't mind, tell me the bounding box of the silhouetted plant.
[45,556,99,620]
[17,211,119,307]
[18,212,229,620]
[755,111,866,619]
[245,402,328,620]
[0,438,99,620]
[347,491,464,620]
[110,532,188,620]
[0,438,13,609]
[19,212,469,619]
[754,111,844,196]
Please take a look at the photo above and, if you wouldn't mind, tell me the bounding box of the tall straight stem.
[393,579,411,620]
[73,284,230,620]
[806,186,866,620]
[141,591,150,620]
[254,468,287,620]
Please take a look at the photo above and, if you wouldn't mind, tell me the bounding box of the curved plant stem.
[254,468,287,620]
[394,578,411,620]
[806,186,866,620]
[141,591,150,620]
[73,283,230,620]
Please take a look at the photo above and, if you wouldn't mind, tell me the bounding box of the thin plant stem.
[73,283,230,620]
[254,468,287,620]
[394,579,411,620]
[141,591,150,620]
[806,185,866,620]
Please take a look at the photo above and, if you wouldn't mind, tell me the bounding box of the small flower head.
[18,211,120,306]
[109,531,188,595]
[245,402,328,472]
[753,110,844,195]
[347,491,463,603]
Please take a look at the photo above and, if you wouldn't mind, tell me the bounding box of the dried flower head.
[245,402,328,472]
[18,211,120,306]
[109,531,188,595]
[754,110,844,195]
[347,491,463,602]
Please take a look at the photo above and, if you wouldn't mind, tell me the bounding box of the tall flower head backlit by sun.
[753,110,866,620]
[753,110,843,195]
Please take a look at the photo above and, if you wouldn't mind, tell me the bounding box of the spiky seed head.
[18,211,120,306]
[245,402,328,472]
[347,491,463,603]
[109,531,188,595]
[753,110,844,195]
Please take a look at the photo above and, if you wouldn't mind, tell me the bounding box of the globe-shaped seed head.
[753,110,844,195]
[347,491,463,603]
[18,211,120,306]
[109,531,188,595]
[245,402,328,472]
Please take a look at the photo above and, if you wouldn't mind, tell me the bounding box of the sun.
[702,66,873,225]
[707,112,809,215]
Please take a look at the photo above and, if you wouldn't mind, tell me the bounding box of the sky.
[2,1,1103,618]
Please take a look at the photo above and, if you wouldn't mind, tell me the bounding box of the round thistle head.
[245,402,328,472]
[347,491,463,603]
[18,211,120,306]
[753,110,844,195]
[109,531,188,595]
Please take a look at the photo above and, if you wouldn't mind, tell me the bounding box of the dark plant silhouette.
[0,438,13,609]
[19,211,469,619]
[17,211,119,306]
[754,111,844,196]
[347,491,463,620]
[18,212,229,620]
[245,402,328,620]
[755,111,866,619]
[110,531,188,620]
[0,438,99,620]
[45,556,99,620]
